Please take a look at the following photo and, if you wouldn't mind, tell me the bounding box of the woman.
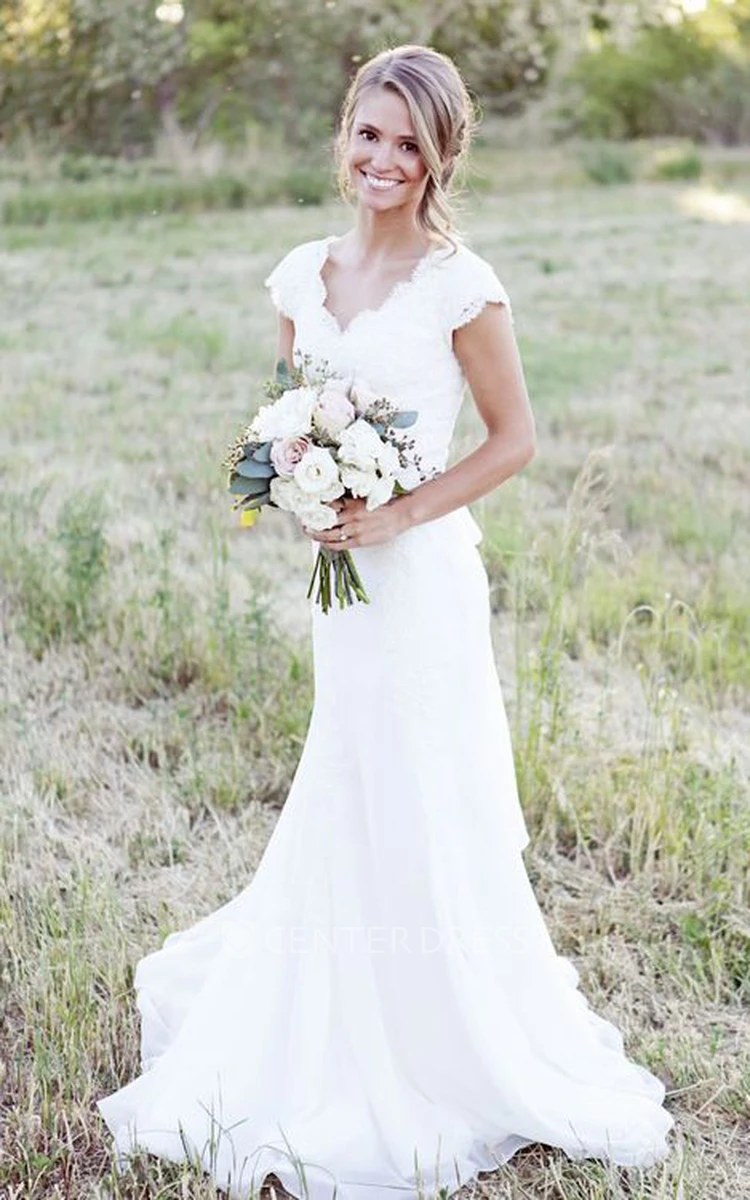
[97,43,674,1200]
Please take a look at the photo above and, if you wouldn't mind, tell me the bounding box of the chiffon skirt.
[97,506,673,1199]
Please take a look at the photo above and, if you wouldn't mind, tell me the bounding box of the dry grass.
[1,164,749,1198]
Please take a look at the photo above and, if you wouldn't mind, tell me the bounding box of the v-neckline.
[315,233,447,337]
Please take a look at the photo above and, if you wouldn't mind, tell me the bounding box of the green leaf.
[275,357,293,386]
[238,490,271,510]
[252,440,273,462]
[370,421,386,435]
[230,474,270,494]
[390,410,418,428]
[229,474,270,495]
[235,457,275,478]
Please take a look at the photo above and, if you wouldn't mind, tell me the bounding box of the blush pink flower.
[349,376,383,417]
[312,385,356,441]
[270,434,311,478]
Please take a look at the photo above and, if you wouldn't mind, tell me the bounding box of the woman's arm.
[274,313,296,373]
[309,299,536,548]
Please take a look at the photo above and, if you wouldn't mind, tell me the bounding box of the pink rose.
[349,376,383,416]
[270,434,311,478]
[312,385,356,440]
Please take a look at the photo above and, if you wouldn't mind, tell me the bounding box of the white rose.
[269,475,308,515]
[251,386,318,441]
[338,418,384,472]
[376,438,401,476]
[297,499,340,531]
[365,473,395,511]
[340,462,395,511]
[293,446,344,499]
[270,477,339,530]
[341,463,380,499]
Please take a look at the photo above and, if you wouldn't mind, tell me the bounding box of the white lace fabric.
[96,233,674,1200]
[264,235,513,499]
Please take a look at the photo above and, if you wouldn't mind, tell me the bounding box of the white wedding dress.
[97,235,674,1198]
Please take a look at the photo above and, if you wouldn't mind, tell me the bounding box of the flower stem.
[343,550,370,604]
[306,547,322,600]
[306,546,370,613]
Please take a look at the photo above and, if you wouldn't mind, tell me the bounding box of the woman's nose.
[369,142,396,172]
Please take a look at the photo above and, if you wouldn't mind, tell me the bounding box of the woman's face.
[346,86,429,214]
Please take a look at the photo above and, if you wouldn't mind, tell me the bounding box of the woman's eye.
[357,130,418,154]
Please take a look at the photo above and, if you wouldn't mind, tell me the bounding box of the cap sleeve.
[441,247,514,336]
[263,240,315,321]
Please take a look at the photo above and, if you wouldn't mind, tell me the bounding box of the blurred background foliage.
[0,0,748,155]
[0,0,748,223]
[562,1,750,143]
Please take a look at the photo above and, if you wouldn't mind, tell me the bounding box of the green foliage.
[0,0,184,153]
[0,0,661,156]
[644,142,704,181]
[564,23,718,140]
[559,2,750,144]
[58,153,143,183]
[660,55,750,146]
[0,488,109,656]
[0,164,332,225]
[282,165,329,207]
[579,140,635,184]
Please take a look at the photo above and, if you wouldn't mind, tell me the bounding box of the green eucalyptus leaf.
[390,410,418,428]
[235,458,276,479]
[230,475,268,495]
[239,490,271,510]
[229,474,271,495]
[252,441,273,462]
[275,357,293,385]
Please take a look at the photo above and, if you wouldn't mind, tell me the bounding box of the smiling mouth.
[359,169,403,190]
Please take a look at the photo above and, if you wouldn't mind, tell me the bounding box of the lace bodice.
[264,234,512,481]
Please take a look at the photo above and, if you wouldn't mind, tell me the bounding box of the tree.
[0,0,688,154]
[0,0,184,151]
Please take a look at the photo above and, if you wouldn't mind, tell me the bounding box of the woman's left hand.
[303,495,412,549]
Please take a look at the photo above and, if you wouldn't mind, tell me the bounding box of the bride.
[97,43,674,1200]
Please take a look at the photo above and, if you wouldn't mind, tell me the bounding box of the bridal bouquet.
[223,357,429,613]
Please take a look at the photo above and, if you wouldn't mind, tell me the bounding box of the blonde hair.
[333,44,479,255]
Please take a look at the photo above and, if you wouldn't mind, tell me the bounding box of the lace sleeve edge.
[263,241,313,320]
[263,272,295,320]
[451,289,514,332]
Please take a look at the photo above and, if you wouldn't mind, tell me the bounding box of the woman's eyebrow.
[356,121,417,139]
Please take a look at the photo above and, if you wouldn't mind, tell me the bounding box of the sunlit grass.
[677,185,750,224]
[2,167,749,1196]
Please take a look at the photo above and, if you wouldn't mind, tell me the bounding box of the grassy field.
[1,164,749,1198]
